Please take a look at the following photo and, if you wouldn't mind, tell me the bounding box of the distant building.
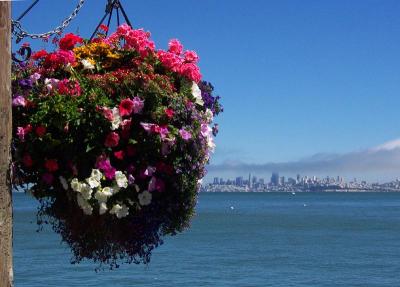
[271,172,279,186]
[213,177,219,185]
[279,176,285,185]
[235,176,243,186]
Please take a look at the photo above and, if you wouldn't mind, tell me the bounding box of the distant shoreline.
[200,189,400,193]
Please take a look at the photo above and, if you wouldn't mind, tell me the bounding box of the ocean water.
[13,192,400,287]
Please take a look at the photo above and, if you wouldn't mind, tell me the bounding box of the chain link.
[11,0,86,42]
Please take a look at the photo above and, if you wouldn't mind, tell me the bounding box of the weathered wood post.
[0,2,13,287]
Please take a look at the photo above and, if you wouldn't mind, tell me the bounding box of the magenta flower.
[159,126,169,140]
[104,167,116,180]
[97,158,112,171]
[179,128,192,141]
[96,157,116,180]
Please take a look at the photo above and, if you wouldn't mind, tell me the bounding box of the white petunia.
[70,178,82,192]
[59,176,68,190]
[191,82,204,106]
[77,194,93,215]
[110,203,129,219]
[115,171,128,188]
[138,190,152,206]
[94,187,113,203]
[111,107,121,130]
[87,176,100,189]
[205,109,214,123]
[207,136,216,152]
[81,59,95,70]
[91,169,102,182]
[80,183,93,200]
[99,202,108,215]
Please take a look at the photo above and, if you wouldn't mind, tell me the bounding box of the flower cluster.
[12,24,222,267]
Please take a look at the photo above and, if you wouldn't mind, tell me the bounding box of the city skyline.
[210,172,373,186]
[204,171,400,193]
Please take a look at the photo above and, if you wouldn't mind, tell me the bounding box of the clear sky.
[12,0,400,182]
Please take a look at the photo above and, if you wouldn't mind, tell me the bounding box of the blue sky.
[12,0,400,182]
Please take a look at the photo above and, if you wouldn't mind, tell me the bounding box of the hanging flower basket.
[12,24,222,268]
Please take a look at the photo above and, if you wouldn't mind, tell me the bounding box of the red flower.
[22,154,33,167]
[31,49,48,60]
[35,126,46,138]
[44,159,59,172]
[58,79,82,97]
[99,24,109,32]
[165,108,175,119]
[119,98,134,117]
[150,124,161,134]
[59,33,83,50]
[114,150,125,160]
[105,132,120,148]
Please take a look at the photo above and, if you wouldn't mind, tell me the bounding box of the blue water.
[14,192,400,286]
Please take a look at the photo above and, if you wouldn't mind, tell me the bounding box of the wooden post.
[0,2,13,287]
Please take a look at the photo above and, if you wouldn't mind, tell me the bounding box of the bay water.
[14,192,400,286]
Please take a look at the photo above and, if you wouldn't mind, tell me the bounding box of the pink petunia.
[159,126,169,140]
[12,95,26,107]
[29,72,41,83]
[168,39,183,55]
[180,63,202,83]
[179,128,192,141]
[201,123,212,137]
[104,132,120,148]
[184,50,199,63]
[132,97,144,114]
[16,124,32,142]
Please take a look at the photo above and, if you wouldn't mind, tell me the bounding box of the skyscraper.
[271,172,279,186]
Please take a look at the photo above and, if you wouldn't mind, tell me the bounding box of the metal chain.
[11,0,86,43]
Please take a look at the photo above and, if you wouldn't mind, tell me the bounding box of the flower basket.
[12,24,222,268]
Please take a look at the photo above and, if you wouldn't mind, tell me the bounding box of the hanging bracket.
[90,0,132,40]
